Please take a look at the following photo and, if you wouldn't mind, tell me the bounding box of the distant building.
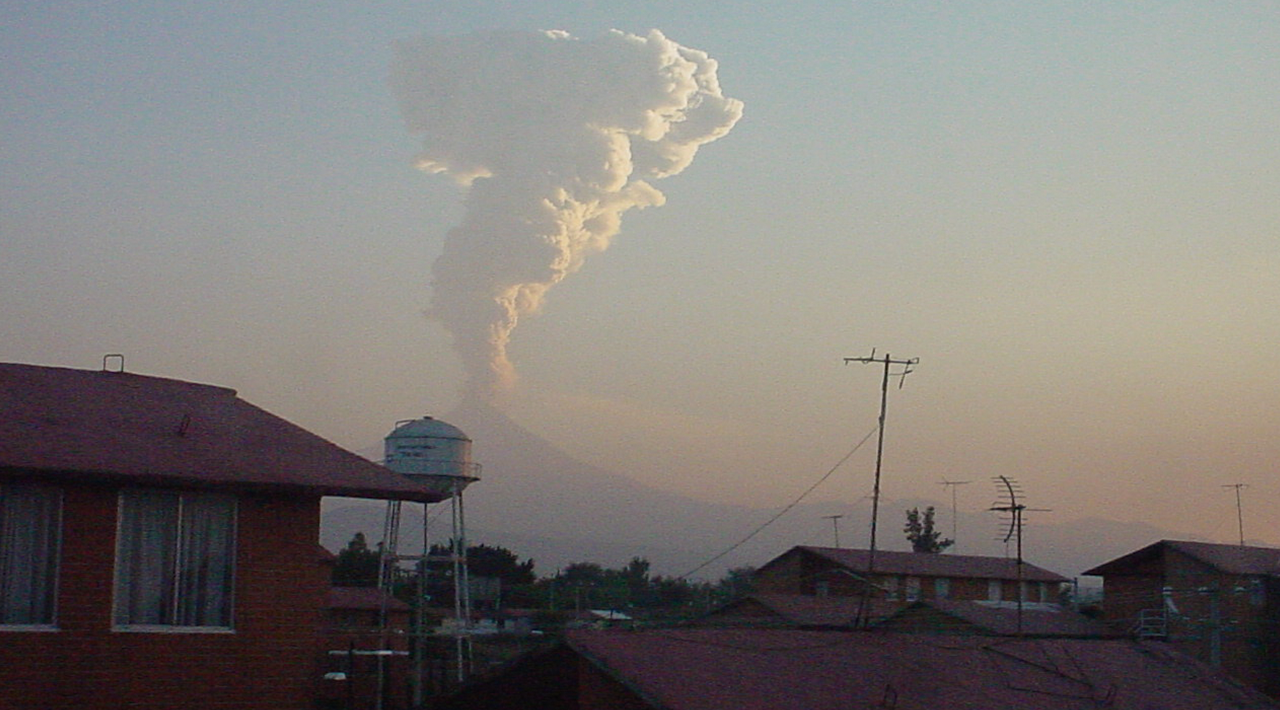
[319,586,415,710]
[754,546,1069,605]
[435,628,1278,710]
[1084,539,1280,697]
[0,362,444,710]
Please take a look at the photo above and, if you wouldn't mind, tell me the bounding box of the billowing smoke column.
[391,29,743,401]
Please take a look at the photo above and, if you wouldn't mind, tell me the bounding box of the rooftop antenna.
[1222,483,1248,546]
[821,514,845,547]
[989,475,1050,636]
[844,349,918,626]
[938,479,971,552]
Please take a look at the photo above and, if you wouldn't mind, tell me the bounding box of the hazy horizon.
[4,2,1277,551]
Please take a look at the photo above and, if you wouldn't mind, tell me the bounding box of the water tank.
[382,417,480,498]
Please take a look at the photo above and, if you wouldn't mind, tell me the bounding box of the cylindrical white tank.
[382,417,480,497]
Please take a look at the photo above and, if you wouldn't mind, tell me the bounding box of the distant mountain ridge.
[321,399,1217,581]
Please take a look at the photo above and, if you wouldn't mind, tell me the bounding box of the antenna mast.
[821,514,845,547]
[989,475,1049,636]
[938,479,971,552]
[844,349,918,626]
[1223,483,1248,546]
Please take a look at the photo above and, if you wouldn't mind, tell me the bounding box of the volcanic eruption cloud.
[391,29,743,401]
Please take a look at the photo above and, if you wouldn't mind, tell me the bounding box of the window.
[934,577,950,600]
[114,490,236,629]
[905,577,921,601]
[0,484,61,626]
[987,579,1002,602]
[880,575,900,601]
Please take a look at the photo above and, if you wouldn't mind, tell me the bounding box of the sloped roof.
[881,599,1117,638]
[767,546,1068,583]
[704,593,899,628]
[0,363,443,502]
[1084,539,1280,577]
[563,629,1276,710]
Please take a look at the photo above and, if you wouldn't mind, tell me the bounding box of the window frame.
[112,488,238,633]
[934,577,950,600]
[0,482,62,631]
[904,576,922,601]
[987,579,1003,602]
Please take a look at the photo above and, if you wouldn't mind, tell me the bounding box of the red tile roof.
[1084,539,1280,577]
[770,546,1068,583]
[0,363,443,502]
[882,600,1117,638]
[564,629,1276,710]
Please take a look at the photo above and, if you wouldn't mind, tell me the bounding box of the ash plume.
[391,29,743,401]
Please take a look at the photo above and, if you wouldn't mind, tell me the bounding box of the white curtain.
[115,490,235,627]
[176,493,235,626]
[114,490,180,625]
[0,484,61,625]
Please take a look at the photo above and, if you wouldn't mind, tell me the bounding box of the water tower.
[383,416,480,496]
[378,416,481,697]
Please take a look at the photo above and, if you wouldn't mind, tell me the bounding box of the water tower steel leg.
[451,482,463,684]
[412,500,429,707]
[376,500,402,710]
[458,486,473,677]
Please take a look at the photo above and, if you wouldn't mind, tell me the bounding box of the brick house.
[1083,539,1280,697]
[319,586,415,710]
[754,545,1069,605]
[0,362,443,710]
[434,628,1279,710]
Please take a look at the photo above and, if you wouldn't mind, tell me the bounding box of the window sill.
[112,625,235,634]
[0,624,58,632]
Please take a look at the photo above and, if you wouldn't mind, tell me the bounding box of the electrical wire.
[677,424,881,580]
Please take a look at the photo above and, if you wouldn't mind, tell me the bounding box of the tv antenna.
[821,514,845,547]
[938,479,971,552]
[989,475,1050,636]
[1223,483,1248,546]
[844,349,919,626]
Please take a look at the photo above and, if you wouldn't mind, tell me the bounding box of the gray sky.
[4,1,1278,546]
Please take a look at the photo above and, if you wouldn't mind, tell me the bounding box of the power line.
[677,424,880,580]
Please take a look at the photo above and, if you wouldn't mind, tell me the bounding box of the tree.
[904,506,953,553]
[716,566,756,602]
[423,541,537,607]
[332,532,381,586]
[468,543,536,587]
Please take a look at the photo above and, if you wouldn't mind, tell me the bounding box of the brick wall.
[1098,546,1279,698]
[0,480,326,710]
[754,551,807,594]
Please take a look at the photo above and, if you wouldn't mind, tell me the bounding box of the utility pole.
[938,479,970,552]
[844,349,918,626]
[1223,483,1248,546]
[822,514,845,547]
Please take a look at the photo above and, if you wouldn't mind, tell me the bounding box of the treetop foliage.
[904,506,954,554]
